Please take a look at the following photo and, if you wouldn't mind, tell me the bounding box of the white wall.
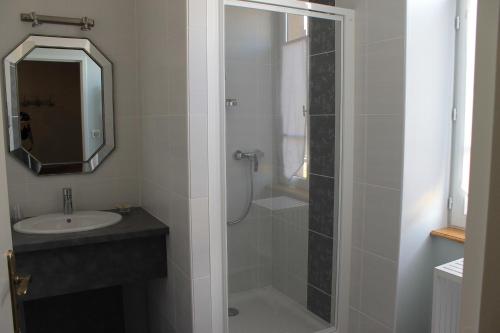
[0,1,209,332]
[272,204,309,306]
[225,6,276,293]
[0,1,212,332]
[474,12,500,330]
[187,0,217,330]
[336,0,406,332]
[460,0,500,331]
[396,1,458,332]
[1,0,140,217]
[136,0,191,331]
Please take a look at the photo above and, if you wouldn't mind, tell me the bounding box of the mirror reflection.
[3,35,114,175]
[18,48,104,164]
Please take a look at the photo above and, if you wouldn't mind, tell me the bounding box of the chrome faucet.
[62,188,73,215]
[234,150,264,172]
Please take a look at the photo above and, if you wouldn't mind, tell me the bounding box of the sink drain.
[228,307,239,317]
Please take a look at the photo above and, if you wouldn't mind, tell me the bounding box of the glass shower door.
[224,3,342,333]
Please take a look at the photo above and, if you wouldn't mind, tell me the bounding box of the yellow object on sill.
[431,227,465,244]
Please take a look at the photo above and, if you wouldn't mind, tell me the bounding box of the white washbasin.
[13,211,122,235]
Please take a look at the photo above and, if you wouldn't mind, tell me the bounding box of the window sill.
[430,227,465,244]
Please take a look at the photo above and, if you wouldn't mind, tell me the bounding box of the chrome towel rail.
[20,12,95,31]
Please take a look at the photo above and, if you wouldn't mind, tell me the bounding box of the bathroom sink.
[13,211,122,235]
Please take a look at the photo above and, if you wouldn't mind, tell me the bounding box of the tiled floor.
[228,287,330,333]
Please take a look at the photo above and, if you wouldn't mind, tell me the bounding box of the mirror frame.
[3,35,115,175]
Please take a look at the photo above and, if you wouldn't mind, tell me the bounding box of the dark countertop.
[12,207,169,253]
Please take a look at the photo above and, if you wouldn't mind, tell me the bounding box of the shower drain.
[228,307,239,317]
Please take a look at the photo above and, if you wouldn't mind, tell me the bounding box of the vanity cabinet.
[16,234,167,300]
[11,208,169,333]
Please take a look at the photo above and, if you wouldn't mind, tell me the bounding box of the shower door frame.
[206,1,355,332]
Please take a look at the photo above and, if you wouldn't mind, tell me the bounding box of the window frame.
[449,0,477,229]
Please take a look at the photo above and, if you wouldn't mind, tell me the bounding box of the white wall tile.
[359,313,393,333]
[360,253,397,327]
[190,197,210,278]
[352,182,365,248]
[167,115,189,160]
[365,0,405,44]
[5,157,28,186]
[169,193,192,277]
[365,39,405,116]
[365,115,404,190]
[188,0,207,29]
[228,217,260,280]
[353,117,367,184]
[188,27,208,98]
[138,0,191,331]
[169,155,190,198]
[340,1,405,332]
[141,180,160,216]
[193,276,212,333]
[363,185,401,261]
[223,7,278,299]
[168,74,189,117]
[175,268,194,333]
[2,0,141,217]
[258,215,273,287]
[148,267,176,333]
[167,0,188,40]
[271,208,309,306]
[189,114,209,198]
[350,248,363,310]
[348,308,360,333]
[335,0,367,44]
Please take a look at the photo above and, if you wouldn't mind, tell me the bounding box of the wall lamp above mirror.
[3,35,115,175]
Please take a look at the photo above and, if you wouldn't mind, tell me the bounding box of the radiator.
[431,258,464,333]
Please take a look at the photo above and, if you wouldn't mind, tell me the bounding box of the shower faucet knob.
[233,150,264,172]
[233,150,263,160]
[234,150,245,160]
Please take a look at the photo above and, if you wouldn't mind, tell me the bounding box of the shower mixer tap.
[228,149,263,226]
[234,150,264,172]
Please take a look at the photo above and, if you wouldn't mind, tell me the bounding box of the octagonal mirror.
[3,35,114,175]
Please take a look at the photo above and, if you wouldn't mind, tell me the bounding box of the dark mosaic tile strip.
[310,115,335,177]
[307,284,332,323]
[309,174,335,237]
[310,18,336,55]
[309,52,336,115]
[307,230,333,294]
[306,0,336,324]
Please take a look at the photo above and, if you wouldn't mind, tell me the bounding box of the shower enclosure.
[222,1,354,332]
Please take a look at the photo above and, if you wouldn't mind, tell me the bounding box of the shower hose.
[227,161,255,226]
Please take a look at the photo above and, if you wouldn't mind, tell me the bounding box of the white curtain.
[281,37,309,179]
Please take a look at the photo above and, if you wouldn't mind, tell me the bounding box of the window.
[449,0,477,228]
[286,13,308,42]
[281,14,309,185]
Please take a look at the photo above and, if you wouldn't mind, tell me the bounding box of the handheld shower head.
[228,149,263,226]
